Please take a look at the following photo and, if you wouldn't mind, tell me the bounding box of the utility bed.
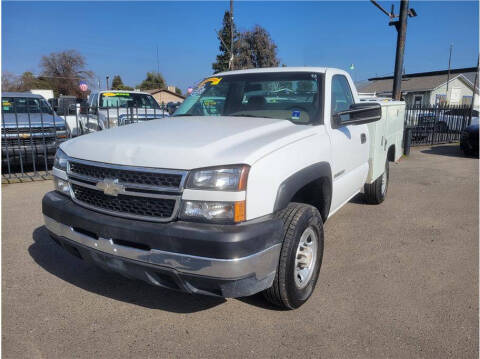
[365,100,405,183]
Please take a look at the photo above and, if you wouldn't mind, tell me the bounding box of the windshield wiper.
[229,114,274,119]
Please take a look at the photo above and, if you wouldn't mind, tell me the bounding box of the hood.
[2,113,66,128]
[61,116,316,169]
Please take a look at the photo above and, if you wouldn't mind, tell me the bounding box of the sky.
[2,1,479,92]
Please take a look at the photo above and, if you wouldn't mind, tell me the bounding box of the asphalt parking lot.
[2,144,478,358]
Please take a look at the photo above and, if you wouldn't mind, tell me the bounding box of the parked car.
[166,101,181,115]
[79,90,168,133]
[460,123,479,157]
[42,68,405,309]
[1,92,68,165]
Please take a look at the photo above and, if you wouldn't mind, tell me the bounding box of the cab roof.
[215,67,330,76]
[2,92,45,98]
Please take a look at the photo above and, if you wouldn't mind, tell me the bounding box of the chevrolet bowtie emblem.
[96,178,125,196]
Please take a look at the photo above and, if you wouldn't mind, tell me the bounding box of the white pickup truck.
[42,67,405,309]
[79,90,168,133]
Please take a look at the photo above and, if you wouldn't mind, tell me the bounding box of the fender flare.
[273,162,332,220]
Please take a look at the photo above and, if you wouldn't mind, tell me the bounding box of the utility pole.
[469,57,479,125]
[229,0,234,70]
[106,76,110,91]
[391,0,409,100]
[371,0,417,100]
[446,44,453,102]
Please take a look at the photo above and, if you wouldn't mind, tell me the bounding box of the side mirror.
[332,103,382,128]
[68,104,77,116]
[89,106,98,115]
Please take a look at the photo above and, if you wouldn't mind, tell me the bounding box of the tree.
[212,11,237,73]
[175,87,182,96]
[1,72,20,91]
[1,71,52,92]
[111,75,124,89]
[138,72,166,90]
[111,75,134,91]
[233,25,280,70]
[40,50,93,97]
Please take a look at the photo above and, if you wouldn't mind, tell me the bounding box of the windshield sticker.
[291,110,301,120]
[103,92,130,97]
[199,77,222,87]
[2,101,11,111]
[203,99,217,106]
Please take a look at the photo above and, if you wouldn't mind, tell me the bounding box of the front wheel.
[263,203,324,309]
[364,159,389,204]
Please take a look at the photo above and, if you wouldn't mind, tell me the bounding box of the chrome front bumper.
[44,215,281,282]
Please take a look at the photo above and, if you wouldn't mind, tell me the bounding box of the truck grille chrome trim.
[66,158,187,222]
[67,158,187,192]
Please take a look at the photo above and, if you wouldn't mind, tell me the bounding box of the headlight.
[186,165,249,191]
[180,200,246,223]
[53,149,70,196]
[53,176,70,196]
[53,148,68,171]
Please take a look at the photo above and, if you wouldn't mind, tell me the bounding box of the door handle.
[361,133,367,144]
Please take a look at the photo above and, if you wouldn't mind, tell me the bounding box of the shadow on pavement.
[420,145,468,158]
[29,226,225,313]
[348,193,366,205]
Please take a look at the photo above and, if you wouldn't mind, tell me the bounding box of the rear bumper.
[42,191,283,297]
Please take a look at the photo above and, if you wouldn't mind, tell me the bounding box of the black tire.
[263,203,324,309]
[461,142,473,157]
[364,159,389,204]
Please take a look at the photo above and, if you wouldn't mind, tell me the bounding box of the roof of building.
[145,88,185,99]
[359,67,478,94]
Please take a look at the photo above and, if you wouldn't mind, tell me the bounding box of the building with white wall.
[358,67,478,108]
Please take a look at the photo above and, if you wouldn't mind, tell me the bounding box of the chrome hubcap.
[294,227,318,289]
[381,167,387,195]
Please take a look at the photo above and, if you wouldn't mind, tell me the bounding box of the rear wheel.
[263,203,324,309]
[364,159,389,204]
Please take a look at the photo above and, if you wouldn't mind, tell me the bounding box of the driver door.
[329,75,369,212]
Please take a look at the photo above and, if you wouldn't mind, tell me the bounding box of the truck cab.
[81,90,168,132]
[42,67,404,309]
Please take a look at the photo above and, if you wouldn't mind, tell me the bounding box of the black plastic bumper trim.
[42,191,283,259]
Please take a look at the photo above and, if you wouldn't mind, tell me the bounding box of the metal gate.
[405,104,473,146]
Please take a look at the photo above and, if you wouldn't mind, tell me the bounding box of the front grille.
[69,161,183,188]
[71,183,176,219]
[2,136,56,146]
[1,127,58,134]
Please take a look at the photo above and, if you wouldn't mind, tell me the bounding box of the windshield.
[98,92,160,109]
[174,72,321,123]
[2,97,54,115]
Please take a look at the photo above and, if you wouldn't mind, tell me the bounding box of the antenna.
[156,45,160,74]
[229,0,234,70]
